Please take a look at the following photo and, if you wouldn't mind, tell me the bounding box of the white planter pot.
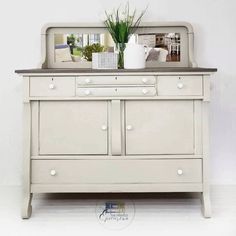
[124,44,146,69]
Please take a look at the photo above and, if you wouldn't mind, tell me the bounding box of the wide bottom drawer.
[31,159,202,184]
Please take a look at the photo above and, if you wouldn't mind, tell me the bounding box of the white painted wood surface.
[125,100,194,154]
[30,183,204,193]
[111,100,122,155]
[39,101,108,154]
[19,72,213,218]
[157,75,203,96]
[77,75,156,85]
[31,159,202,184]
[76,86,157,97]
[22,101,32,219]
[30,76,75,97]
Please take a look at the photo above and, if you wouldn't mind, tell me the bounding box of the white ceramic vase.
[124,43,146,69]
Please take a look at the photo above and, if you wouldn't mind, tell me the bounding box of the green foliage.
[67,34,76,47]
[104,3,147,45]
[72,47,83,56]
[83,43,104,61]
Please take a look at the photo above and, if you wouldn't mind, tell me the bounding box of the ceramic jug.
[124,43,146,69]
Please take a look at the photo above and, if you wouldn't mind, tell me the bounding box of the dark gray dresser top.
[15,67,217,74]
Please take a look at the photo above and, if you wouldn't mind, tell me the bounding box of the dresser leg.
[201,191,211,218]
[22,193,33,219]
[22,101,32,219]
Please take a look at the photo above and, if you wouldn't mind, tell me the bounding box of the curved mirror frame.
[41,22,196,68]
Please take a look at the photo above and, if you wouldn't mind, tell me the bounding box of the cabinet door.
[39,101,108,155]
[125,101,194,155]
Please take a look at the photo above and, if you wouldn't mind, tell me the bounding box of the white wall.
[0,0,235,185]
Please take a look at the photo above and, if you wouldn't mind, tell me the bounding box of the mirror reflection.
[54,33,115,63]
[137,33,181,62]
[54,32,181,63]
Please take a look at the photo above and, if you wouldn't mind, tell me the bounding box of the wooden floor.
[0,185,235,235]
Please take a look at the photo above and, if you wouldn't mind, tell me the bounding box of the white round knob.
[84,90,91,95]
[126,125,133,131]
[177,169,183,175]
[142,89,148,95]
[50,169,56,176]
[101,125,107,131]
[49,84,55,89]
[142,78,148,84]
[177,83,184,89]
[85,78,91,84]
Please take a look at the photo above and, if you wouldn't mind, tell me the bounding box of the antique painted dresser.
[15,22,217,219]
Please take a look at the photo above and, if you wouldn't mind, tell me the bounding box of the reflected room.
[54,33,115,63]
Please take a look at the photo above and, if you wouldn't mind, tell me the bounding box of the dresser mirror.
[42,23,196,68]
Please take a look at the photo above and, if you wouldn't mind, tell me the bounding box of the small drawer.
[157,76,203,96]
[76,87,156,97]
[77,76,156,86]
[30,77,75,97]
[31,159,202,184]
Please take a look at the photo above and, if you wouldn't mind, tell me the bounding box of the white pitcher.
[124,43,146,69]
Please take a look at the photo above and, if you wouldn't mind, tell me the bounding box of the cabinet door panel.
[39,101,108,154]
[126,101,194,155]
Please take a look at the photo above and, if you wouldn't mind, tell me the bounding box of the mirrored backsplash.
[54,32,180,63]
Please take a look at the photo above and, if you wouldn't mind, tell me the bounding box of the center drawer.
[77,76,156,85]
[31,159,202,184]
[76,87,156,97]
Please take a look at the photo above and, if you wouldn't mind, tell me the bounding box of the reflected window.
[89,34,101,45]
[54,33,115,63]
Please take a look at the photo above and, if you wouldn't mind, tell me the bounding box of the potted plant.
[83,43,105,61]
[104,3,146,68]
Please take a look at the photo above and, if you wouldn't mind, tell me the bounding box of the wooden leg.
[22,101,32,219]
[201,191,211,218]
[22,193,33,219]
[201,101,211,218]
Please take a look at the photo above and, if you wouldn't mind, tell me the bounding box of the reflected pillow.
[55,45,72,62]
[146,48,160,61]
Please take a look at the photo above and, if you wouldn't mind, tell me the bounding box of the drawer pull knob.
[142,78,148,84]
[177,169,183,175]
[142,89,148,95]
[177,83,184,89]
[126,125,133,131]
[49,84,55,90]
[85,78,91,84]
[101,125,107,131]
[84,90,91,95]
[50,169,57,176]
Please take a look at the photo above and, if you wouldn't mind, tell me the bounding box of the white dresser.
[15,67,216,218]
[16,22,218,218]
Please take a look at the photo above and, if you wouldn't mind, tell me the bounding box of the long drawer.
[76,87,156,97]
[31,159,202,184]
[77,76,156,85]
